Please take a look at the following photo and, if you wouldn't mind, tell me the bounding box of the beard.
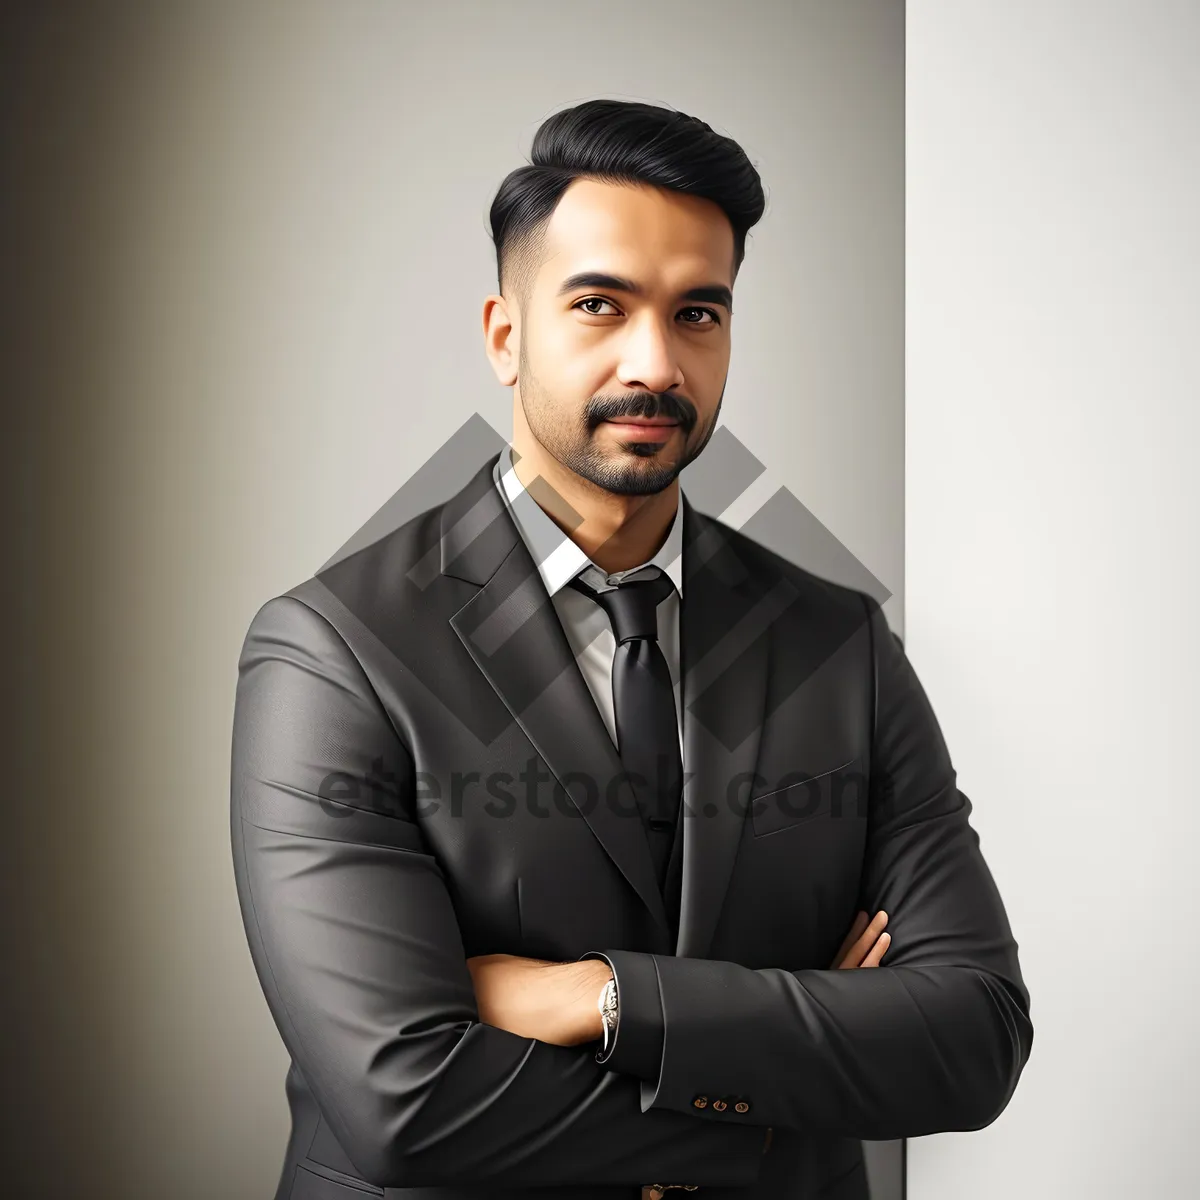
[517,341,723,497]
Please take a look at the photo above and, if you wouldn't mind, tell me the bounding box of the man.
[230,99,1032,1200]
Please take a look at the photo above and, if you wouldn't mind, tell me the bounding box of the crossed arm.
[552,595,1034,1140]
[231,592,1032,1190]
[230,595,767,1192]
[463,910,892,1051]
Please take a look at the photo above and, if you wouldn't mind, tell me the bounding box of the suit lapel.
[674,495,774,959]
[437,455,777,960]
[441,454,671,942]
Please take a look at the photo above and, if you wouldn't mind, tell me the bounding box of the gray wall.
[3,3,903,1197]
[907,1,1200,1197]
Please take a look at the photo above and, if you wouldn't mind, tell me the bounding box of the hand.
[465,953,611,1047]
[830,910,890,968]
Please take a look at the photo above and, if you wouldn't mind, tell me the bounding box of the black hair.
[488,98,766,306]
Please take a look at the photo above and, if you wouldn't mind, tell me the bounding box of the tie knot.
[566,569,675,644]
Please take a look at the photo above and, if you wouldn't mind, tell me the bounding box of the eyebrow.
[555,271,733,313]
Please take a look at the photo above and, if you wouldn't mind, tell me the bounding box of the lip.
[603,419,680,442]
[604,419,679,430]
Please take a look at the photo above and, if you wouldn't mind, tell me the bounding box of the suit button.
[712,1099,727,1112]
[735,1101,750,1113]
[693,1095,708,1109]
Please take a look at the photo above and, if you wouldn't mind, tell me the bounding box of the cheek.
[683,381,723,425]
[533,327,608,390]
[558,360,614,403]
[680,340,727,382]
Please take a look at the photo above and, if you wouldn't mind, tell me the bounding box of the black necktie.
[566,570,683,881]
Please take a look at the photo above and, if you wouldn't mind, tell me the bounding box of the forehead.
[537,178,734,287]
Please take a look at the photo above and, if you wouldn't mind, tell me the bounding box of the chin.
[592,454,682,496]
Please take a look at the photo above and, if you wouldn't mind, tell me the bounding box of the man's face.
[515,178,735,497]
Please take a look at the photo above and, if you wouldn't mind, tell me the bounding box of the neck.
[510,432,678,575]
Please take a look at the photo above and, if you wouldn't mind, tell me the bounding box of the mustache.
[584,391,696,433]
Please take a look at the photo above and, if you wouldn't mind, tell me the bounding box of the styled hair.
[488,99,766,306]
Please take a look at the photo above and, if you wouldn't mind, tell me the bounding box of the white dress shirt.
[492,444,684,758]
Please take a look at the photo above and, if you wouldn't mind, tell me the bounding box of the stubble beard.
[517,345,721,498]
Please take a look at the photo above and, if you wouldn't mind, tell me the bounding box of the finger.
[842,910,870,952]
[835,912,864,969]
[831,911,870,967]
[833,911,871,968]
[861,931,891,967]
[835,911,887,969]
[846,911,888,964]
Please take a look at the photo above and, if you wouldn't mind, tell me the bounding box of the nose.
[615,315,685,396]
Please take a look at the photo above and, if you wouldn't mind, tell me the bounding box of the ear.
[482,294,518,387]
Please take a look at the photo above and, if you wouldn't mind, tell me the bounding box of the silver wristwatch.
[597,976,618,1053]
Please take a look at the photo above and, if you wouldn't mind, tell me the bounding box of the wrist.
[550,959,611,1045]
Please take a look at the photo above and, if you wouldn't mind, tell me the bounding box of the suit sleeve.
[576,949,664,1080]
[230,595,767,1190]
[586,592,1034,1140]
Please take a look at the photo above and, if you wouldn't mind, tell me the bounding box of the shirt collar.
[492,443,684,599]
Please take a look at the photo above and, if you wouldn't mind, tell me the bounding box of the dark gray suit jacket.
[229,451,1032,1200]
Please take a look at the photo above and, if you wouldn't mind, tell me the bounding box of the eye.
[575,297,620,316]
[573,297,723,326]
[680,306,721,326]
